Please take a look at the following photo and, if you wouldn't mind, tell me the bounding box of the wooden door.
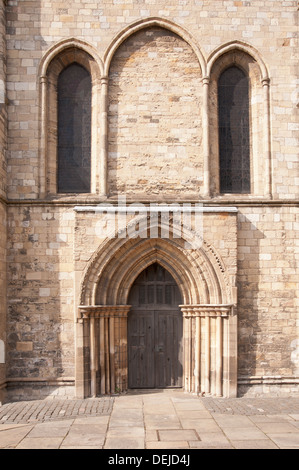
[128,263,183,388]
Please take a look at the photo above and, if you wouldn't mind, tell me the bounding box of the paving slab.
[212,413,258,428]
[175,410,212,419]
[146,441,189,449]
[107,427,145,438]
[144,414,181,429]
[231,439,279,449]
[104,437,144,449]
[222,426,270,441]
[16,437,63,449]
[254,421,299,433]
[180,418,222,433]
[0,425,33,448]
[266,433,299,448]
[62,432,106,448]
[157,429,200,441]
[189,440,234,449]
[26,421,73,438]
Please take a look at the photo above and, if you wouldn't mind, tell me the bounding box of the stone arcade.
[0,1,298,403]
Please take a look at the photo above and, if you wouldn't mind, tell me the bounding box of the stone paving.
[0,390,298,449]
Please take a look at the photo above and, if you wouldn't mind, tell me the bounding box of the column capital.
[101,76,109,86]
[180,304,234,318]
[40,75,48,85]
[78,305,131,319]
[262,77,270,87]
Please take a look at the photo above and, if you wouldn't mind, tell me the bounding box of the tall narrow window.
[218,66,250,193]
[57,63,91,193]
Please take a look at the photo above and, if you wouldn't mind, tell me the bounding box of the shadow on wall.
[237,212,297,396]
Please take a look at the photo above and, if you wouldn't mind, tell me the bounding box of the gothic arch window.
[57,63,92,193]
[208,47,270,198]
[41,43,102,196]
[218,66,250,193]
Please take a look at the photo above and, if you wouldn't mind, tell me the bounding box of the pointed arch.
[39,37,104,78]
[103,17,207,76]
[207,40,269,80]
[79,217,232,307]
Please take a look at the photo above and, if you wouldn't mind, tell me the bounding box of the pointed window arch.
[218,66,250,194]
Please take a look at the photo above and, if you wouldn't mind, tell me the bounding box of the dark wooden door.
[128,263,183,388]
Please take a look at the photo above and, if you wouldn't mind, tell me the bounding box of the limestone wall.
[4,0,298,201]
[3,0,299,398]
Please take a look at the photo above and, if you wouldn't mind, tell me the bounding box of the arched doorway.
[128,263,183,389]
[76,230,238,399]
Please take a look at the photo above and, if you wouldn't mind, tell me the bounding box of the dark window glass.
[218,66,250,193]
[57,63,91,193]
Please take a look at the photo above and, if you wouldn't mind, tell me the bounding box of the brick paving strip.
[0,397,114,424]
[201,397,299,416]
[201,397,299,415]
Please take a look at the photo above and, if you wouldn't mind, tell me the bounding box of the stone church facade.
[0,0,298,403]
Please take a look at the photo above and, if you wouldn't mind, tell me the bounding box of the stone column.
[77,305,130,397]
[39,75,47,198]
[99,77,109,196]
[262,78,272,199]
[180,305,236,397]
[202,77,210,198]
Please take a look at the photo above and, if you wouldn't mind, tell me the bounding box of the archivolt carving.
[79,218,233,307]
